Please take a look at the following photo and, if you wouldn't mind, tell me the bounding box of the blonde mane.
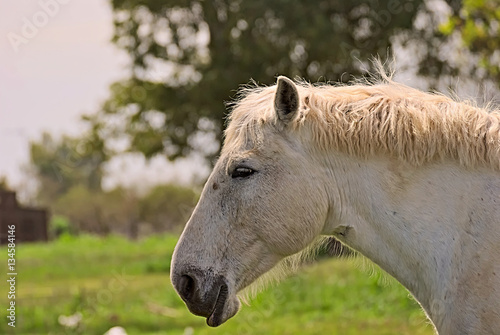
[226,77,500,171]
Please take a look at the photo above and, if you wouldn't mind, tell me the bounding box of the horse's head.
[171,77,332,326]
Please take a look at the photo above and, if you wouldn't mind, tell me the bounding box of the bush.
[49,215,74,239]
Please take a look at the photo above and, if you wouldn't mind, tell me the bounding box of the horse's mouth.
[206,283,229,327]
[170,266,241,327]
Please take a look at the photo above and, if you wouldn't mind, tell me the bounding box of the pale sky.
[0,0,207,193]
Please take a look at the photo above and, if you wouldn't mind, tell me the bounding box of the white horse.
[171,73,500,334]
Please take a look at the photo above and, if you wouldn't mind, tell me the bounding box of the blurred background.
[0,0,498,334]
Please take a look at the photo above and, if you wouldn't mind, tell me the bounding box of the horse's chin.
[206,293,240,327]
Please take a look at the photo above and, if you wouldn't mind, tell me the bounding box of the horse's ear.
[274,76,299,125]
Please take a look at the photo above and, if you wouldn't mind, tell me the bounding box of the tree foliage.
[50,183,198,237]
[0,176,10,191]
[96,0,425,162]
[394,0,500,91]
[53,185,138,236]
[29,130,107,204]
[139,184,198,233]
[28,126,198,236]
[440,0,500,81]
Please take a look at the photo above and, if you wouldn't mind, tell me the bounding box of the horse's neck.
[322,153,500,334]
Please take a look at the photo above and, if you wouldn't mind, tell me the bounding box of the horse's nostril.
[178,274,195,301]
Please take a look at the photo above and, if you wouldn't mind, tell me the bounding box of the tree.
[28,124,108,204]
[94,0,425,163]
[139,184,198,233]
[0,176,10,191]
[52,185,140,236]
[52,185,107,234]
[49,183,198,237]
[391,0,500,91]
[440,0,500,82]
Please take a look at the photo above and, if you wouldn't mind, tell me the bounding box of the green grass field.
[1,235,434,335]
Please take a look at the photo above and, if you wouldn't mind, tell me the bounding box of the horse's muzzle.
[171,266,239,327]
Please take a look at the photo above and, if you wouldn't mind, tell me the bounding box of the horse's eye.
[231,167,255,179]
